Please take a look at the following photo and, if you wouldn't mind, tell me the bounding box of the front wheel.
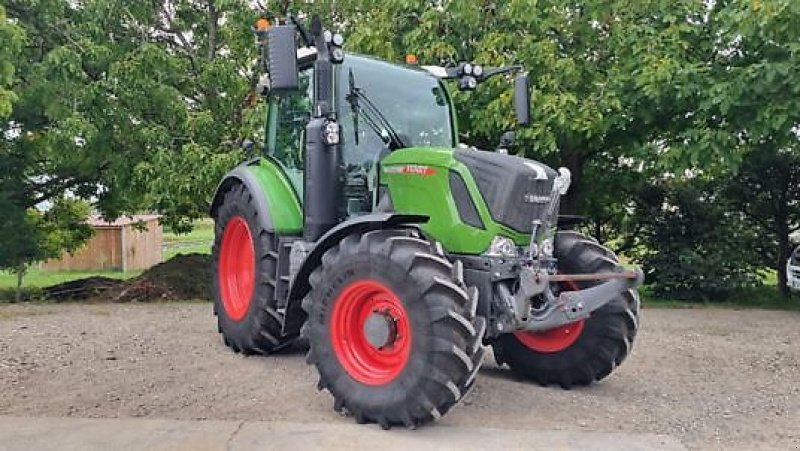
[302,229,486,428]
[492,231,640,388]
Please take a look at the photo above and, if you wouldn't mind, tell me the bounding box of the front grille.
[513,176,553,230]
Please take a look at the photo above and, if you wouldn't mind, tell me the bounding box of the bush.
[632,180,765,301]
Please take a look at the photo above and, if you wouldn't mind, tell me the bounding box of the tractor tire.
[211,183,286,355]
[302,229,486,429]
[492,231,639,388]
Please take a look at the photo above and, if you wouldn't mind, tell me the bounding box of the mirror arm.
[478,65,522,82]
[290,15,313,47]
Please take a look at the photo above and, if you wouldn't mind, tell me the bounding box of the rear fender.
[209,158,303,234]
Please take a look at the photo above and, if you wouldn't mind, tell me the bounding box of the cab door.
[265,66,314,198]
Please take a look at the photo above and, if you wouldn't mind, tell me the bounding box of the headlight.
[541,238,554,257]
[554,167,572,195]
[485,236,518,258]
[323,121,340,145]
[331,47,345,63]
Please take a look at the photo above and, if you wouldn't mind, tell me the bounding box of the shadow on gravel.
[478,364,601,393]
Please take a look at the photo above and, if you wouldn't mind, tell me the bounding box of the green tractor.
[211,15,642,428]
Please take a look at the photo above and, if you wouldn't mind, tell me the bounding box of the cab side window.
[270,68,313,170]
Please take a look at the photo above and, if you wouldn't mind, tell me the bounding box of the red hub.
[514,280,585,353]
[218,216,255,321]
[330,280,411,386]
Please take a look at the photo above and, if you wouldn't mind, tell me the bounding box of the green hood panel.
[381,147,529,254]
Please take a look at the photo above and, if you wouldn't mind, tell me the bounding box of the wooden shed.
[42,215,163,272]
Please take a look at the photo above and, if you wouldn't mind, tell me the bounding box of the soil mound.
[41,253,212,302]
[44,277,124,301]
[115,253,211,302]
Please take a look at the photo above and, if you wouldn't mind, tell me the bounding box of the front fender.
[210,158,303,234]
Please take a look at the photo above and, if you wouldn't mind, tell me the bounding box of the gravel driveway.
[1,303,798,450]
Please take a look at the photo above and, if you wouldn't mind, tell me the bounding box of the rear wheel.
[302,229,486,428]
[492,231,639,388]
[212,184,286,355]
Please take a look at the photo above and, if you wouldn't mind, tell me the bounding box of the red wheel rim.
[514,280,585,353]
[218,216,255,321]
[330,280,411,386]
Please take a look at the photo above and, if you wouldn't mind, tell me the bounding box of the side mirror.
[266,25,299,93]
[514,74,531,126]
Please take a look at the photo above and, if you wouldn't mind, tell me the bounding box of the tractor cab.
[266,51,456,217]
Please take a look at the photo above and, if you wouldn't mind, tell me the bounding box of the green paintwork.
[380,147,529,254]
[244,158,303,234]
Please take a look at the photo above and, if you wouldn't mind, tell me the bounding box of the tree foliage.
[0,5,24,119]
[2,0,267,286]
[633,180,765,301]
[725,147,800,297]
[0,197,92,301]
[3,0,258,232]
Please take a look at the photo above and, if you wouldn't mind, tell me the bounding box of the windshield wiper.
[346,69,406,150]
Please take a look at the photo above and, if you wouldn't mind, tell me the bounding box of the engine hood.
[453,149,557,233]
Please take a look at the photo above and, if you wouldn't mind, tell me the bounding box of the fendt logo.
[383,165,438,176]
[523,193,550,204]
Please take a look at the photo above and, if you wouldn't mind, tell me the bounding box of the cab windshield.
[337,55,455,167]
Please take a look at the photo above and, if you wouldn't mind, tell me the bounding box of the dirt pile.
[44,277,124,301]
[42,254,212,302]
[115,253,211,302]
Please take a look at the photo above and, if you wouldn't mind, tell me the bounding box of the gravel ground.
[1,303,798,450]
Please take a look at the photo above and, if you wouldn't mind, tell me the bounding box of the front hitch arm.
[515,268,644,332]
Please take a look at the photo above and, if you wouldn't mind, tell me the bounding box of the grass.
[162,219,213,260]
[163,219,214,243]
[0,219,214,295]
[642,298,800,311]
[0,269,140,289]
[641,285,800,311]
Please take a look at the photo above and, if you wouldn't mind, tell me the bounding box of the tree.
[3,1,272,296]
[725,147,800,298]
[0,5,24,119]
[0,198,92,301]
[3,0,263,280]
[3,0,261,230]
[689,0,800,298]
[633,179,765,301]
